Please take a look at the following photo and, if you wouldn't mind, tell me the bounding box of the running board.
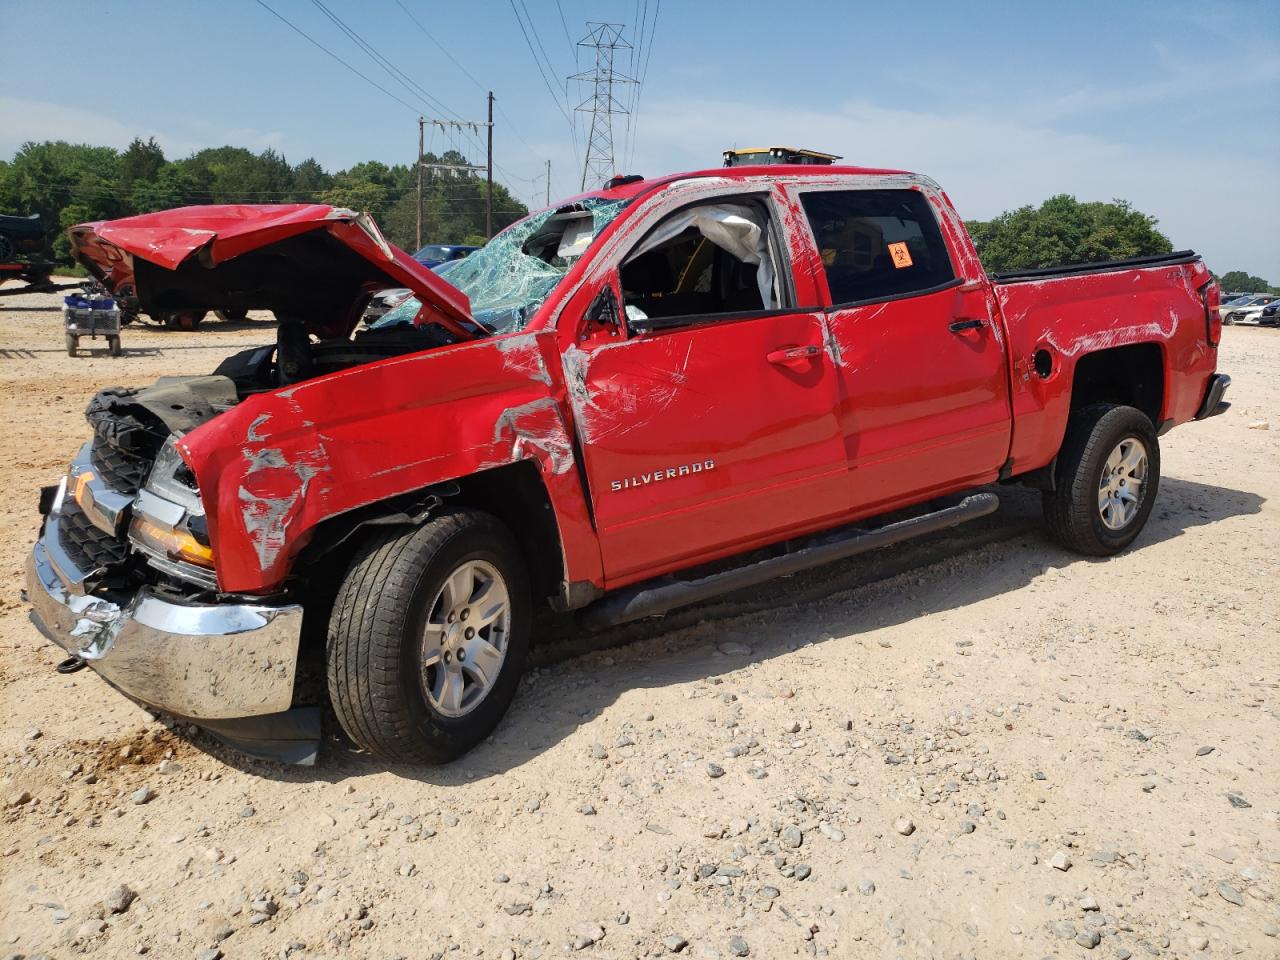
[578,492,1000,631]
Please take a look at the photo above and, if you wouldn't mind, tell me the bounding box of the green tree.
[118,137,165,193]
[0,139,530,264]
[290,157,333,200]
[1217,270,1276,294]
[965,195,1173,274]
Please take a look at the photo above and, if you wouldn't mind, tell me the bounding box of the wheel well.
[294,460,566,609]
[449,461,566,605]
[1069,343,1164,425]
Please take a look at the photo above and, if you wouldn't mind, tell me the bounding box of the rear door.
[564,188,848,586]
[792,185,1012,511]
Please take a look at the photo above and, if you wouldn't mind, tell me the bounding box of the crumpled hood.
[68,204,478,340]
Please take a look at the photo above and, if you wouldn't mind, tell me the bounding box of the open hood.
[68,204,479,340]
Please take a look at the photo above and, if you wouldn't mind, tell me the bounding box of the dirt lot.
[0,289,1277,960]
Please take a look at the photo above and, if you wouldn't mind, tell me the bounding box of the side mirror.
[586,284,620,331]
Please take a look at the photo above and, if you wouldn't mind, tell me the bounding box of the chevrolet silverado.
[26,165,1230,764]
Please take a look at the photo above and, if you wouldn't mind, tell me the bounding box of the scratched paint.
[81,164,1218,603]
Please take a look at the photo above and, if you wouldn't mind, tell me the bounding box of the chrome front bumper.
[26,524,303,721]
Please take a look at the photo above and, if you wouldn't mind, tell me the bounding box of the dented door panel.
[567,313,848,585]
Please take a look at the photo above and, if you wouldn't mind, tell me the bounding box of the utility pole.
[571,22,633,190]
[545,158,551,206]
[416,116,424,251]
[413,111,493,241]
[486,91,494,240]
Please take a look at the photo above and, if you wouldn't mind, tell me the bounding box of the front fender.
[178,331,599,594]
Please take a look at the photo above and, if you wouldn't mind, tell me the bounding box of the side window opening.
[620,200,781,328]
[799,190,955,305]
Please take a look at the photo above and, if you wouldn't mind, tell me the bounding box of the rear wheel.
[108,335,122,357]
[162,310,206,331]
[65,333,77,357]
[326,509,530,764]
[1043,403,1160,555]
[0,236,15,262]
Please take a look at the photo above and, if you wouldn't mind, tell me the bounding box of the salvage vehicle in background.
[26,166,1229,765]
[1223,293,1278,326]
[1219,293,1276,324]
[412,243,478,268]
[0,212,46,262]
[1256,301,1280,327]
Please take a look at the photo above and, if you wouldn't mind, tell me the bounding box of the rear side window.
[799,189,955,305]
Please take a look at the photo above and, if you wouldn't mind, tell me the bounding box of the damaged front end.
[26,376,315,762]
[28,201,626,764]
[27,204,489,765]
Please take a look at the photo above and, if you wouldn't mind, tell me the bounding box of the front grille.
[90,440,150,495]
[59,498,129,572]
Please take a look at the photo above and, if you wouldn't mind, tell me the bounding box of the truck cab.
[26,166,1228,764]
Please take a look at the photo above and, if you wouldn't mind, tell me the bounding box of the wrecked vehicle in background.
[27,167,1229,765]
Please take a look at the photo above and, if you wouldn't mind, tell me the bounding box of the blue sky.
[2,0,1277,277]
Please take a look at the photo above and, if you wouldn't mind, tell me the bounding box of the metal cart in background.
[63,289,122,357]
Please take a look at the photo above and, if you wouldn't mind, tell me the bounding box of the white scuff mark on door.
[820,315,844,366]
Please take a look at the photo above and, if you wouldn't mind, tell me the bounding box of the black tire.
[65,334,76,357]
[1043,403,1160,556]
[162,310,205,331]
[326,508,531,764]
[214,308,248,322]
[108,335,122,357]
[0,235,14,263]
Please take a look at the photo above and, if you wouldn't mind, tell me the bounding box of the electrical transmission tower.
[570,22,634,190]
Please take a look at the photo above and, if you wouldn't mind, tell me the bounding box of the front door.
[794,186,1012,511]
[568,194,847,586]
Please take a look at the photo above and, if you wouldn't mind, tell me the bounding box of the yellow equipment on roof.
[722,147,842,167]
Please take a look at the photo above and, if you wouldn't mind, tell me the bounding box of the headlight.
[128,437,216,576]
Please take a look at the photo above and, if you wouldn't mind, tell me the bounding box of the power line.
[307,0,487,159]
[627,0,660,171]
[253,0,423,116]
[554,0,576,61]
[508,0,575,131]
[519,0,563,88]
[390,0,544,165]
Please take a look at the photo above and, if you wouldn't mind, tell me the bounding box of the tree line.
[0,138,529,263]
[2,139,1274,292]
[964,194,1276,292]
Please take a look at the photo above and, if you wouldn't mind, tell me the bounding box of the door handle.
[767,344,821,364]
[949,318,984,332]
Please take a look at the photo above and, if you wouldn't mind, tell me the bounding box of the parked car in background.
[1253,300,1280,327]
[1223,293,1278,325]
[412,243,478,268]
[0,212,45,262]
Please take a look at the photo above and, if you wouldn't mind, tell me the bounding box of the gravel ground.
[0,289,1277,960]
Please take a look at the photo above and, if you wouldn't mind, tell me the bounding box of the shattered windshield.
[375,196,631,335]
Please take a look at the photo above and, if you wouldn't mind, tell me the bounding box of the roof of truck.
[554,164,918,209]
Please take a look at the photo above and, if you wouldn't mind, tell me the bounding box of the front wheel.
[65,334,77,357]
[326,509,531,764]
[1043,403,1160,556]
[107,335,122,357]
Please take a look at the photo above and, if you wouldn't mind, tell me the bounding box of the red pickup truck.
[27,165,1229,765]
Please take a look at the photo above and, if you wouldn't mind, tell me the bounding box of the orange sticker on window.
[888,242,913,269]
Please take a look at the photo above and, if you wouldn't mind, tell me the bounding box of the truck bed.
[990,251,1217,477]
